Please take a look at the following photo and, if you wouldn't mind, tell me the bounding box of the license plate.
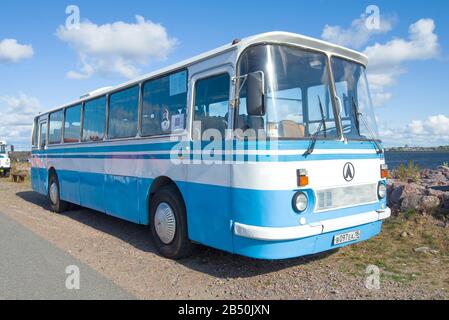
[334,230,361,245]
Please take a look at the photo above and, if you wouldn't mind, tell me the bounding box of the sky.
[0,0,448,150]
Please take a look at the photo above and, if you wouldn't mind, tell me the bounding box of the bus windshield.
[331,56,379,140]
[237,44,338,139]
[237,44,379,142]
[0,145,5,154]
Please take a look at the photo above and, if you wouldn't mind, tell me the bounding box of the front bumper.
[234,208,391,241]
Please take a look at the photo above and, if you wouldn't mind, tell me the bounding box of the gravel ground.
[0,179,447,300]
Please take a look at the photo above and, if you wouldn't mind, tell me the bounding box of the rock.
[420,195,441,211]
[401,194,422,211]
[414,247,440,255]
[389,185,405,207]
[427,188,444,197]
[441,193,449,213]
[436,222,447,228]
[414,247,430,253]
[400,232,408,238]
[439,165,449,175]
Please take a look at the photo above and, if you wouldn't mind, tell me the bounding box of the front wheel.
[150,185,194,259]
[48,173,69,213]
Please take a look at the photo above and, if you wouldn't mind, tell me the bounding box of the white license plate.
[334,230,361,245]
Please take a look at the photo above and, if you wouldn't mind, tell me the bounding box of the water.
[385,151,449,170]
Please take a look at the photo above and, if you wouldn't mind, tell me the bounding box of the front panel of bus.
[230,44,389,259]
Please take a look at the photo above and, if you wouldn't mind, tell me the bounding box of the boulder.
[419,195,441,211]
[388,168,448,214]
[401,194,423,211]
[441,193,449,214]
[426,188,445,197]
[389,185,404,207]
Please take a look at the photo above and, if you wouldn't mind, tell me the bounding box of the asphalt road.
[0,212,134,300]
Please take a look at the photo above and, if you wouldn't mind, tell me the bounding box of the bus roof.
[38,31,368,117]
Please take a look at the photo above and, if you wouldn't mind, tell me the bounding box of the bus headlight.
[293,192,308,213]
[378,183,387,200]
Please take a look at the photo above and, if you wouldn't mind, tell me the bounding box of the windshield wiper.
[304,96,327,157]
[351,97,383,155]
[351,96,361,135]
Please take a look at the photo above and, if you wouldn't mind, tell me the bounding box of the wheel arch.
[146,176,186,224]
[47,167,57,192]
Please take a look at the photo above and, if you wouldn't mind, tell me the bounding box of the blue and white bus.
[31,32,390,260]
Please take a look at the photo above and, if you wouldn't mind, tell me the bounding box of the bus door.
[187,66,234,251]
[36,117,48,194]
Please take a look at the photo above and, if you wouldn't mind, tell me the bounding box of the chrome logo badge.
[343,162,355,182]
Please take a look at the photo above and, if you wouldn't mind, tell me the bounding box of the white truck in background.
[0,141,11,177]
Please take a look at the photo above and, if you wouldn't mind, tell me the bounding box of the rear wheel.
[48,173,69,213]
[150,185,194,259]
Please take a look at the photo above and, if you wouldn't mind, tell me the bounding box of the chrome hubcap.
[154,202,176,245]
[49,182,58,204]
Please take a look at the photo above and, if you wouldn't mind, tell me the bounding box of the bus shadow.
[16,191,336,279]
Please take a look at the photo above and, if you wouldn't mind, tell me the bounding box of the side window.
[48,110,63,144]
[32,118,38,147]
[39,121,47,149]
[82,96,106,142]
[108,86,139,139]
[142,70,188,136]
[64,104,82,143]
[193,73,230,140]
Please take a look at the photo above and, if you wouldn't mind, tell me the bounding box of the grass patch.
[404,208,417,220]
[332,214,449,289]
[391,161,421,183]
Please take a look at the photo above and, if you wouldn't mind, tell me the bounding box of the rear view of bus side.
[31,32,390,260]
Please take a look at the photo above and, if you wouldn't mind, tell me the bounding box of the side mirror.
[246,72,265,116]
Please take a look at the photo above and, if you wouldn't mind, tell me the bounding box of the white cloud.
[0,39,34,63]
[364,19,440,107]
[364,19,439,69]
[0,93,42,150]
[322,15,394,49]
[380,114,449,147]
[56,15,177,79]
[322,15,440,108]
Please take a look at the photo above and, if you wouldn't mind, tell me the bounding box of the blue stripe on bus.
[32,153,381,162]
[32,140,382,155]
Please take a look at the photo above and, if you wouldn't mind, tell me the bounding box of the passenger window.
[193,73,230,140]
[82,96,106,142]
[48,110,63,144]
[64,104,81,143]
[108,86,139,139]
[32,118,38,147]
[142,70,188,136]
[39,121,47,149]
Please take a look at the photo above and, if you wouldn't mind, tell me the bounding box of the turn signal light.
[297,169,309,187]
[381,164,389,179]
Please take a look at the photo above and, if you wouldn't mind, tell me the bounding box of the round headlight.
[293,192,308,213]
[378,183,387,199]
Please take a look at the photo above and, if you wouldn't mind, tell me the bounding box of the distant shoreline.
[386,147,449,153]
[386,150,449,153]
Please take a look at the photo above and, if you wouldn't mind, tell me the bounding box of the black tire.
[48,172,69,214]
[149,185,194,259]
